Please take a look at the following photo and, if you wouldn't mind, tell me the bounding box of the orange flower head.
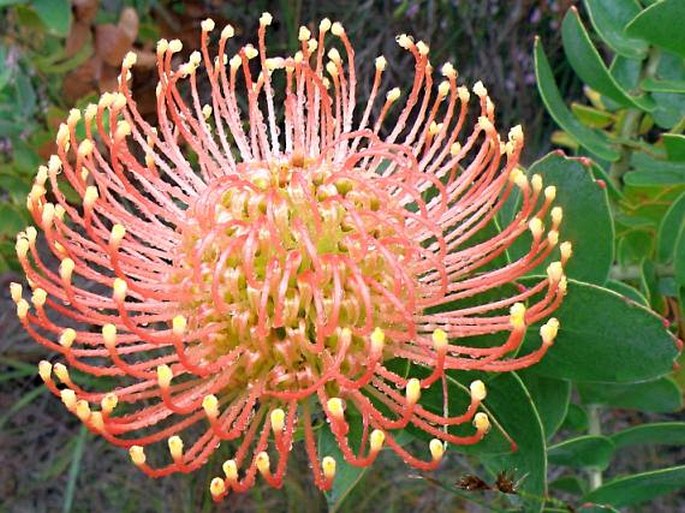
[13,15,570,499]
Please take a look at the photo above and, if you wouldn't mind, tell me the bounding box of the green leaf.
[641,77,685,93]
[578,377,683,412]
[518,370,570,440]
[584,466,685,507]
[656,191,685,263]
[584,0,649,59]
[318,417,368,512]
[624,151,685,185]
[0,204,27,236]
[577,505,620,513]
[0,0,28,6]
[663,134,685,161]
[522,280,679,383]
[562,8,653,110]
[548,435,615,469]
[562,403,589,432]
[585,0,648,59]
[676,226,685,286]
[512,153,614,284]
[626,0,685,58]
[604,279,649,306]
[534,38,620,161]
[30,0,72,37]
[550,475,588,495]
[611,422,685,448]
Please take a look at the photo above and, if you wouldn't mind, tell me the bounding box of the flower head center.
[172,156,420,392]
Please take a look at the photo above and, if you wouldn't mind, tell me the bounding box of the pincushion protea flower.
[12,14,571,499]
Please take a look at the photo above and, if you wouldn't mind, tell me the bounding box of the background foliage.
[0,1,683,512]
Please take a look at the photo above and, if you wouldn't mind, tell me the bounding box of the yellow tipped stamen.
[477,116,493,131]
[432,328,448,351]
[172,315,187,336]
[560,241,573,262]
[509,124,524,143]
[416,41,429,55]
[83,185,99,209]
[551,206,563,227]
[406,378,421,404]
[200,18,215,32]
[473,412,491,433]
[429,439,444,461]
[386,87,401,103]
[60,389,77,410]
[202,394,219,418]
[168,435,184,460]
[244,44,258,60]
[270,408,285,433]
[545,185,557,201]
[75,399,91,422]
[101,393,118,414]
[56,124,70,148]
[298,25,311,41]
[441,62,456,78]
[77,140,94,158]
[210,477,226,498]
[31,288,47,308]
[547,230,559,246]
[221,24,234,40]
[540,318,560,345]
[450,142,462,156]
[510,302,526,330]
[102,324,117,348]
[473,80,488,97]
[327,397,344,420]
[223,460,238,481]
[322,456,336,480]
[202,104,213,120]
[531,174,543,193]
[9,282,22,303]
[16,237,29,259]
[470,380,487,401]
[40,202,55,227]
[370,327,385,353]
[129,445,146,466]
[90,411,104,431]
[122,51,137,68]
[53,362,69,382]
[375,56,387,71]
[255,452,270,475]
[331,22,344,36]
[157,364,173,388]
[547,261,563,283]
[38,360,52,382]
[370,429,385,452]
[396,33,413,49]
[112,278,127,301]
[110,224,126,247]
[528,217,544,238]
[16,298,29,319]
[168,39,183,54]
[319,18,331,32]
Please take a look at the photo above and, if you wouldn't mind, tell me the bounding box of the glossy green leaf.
[562,404,590,432]
[562,8,653,110]
[611,422,685,448]
[534,38,620,161]
[584,0,648,58]
[512,153,614,284]
[641,77,685,93]
[30,0,71,37]
[518,370,571,440]
[522,280,679,383]
[626,0,685,58]
[584,466,685,507]
[604,279,649,306]
[578,377,683,412]
[0,204,26,236]
[657,191,685,263]
[676,227,685,286]
[548,435,615,469]
[663,134,685,161]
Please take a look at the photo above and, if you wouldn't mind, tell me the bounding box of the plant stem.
[587,405,603,491]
